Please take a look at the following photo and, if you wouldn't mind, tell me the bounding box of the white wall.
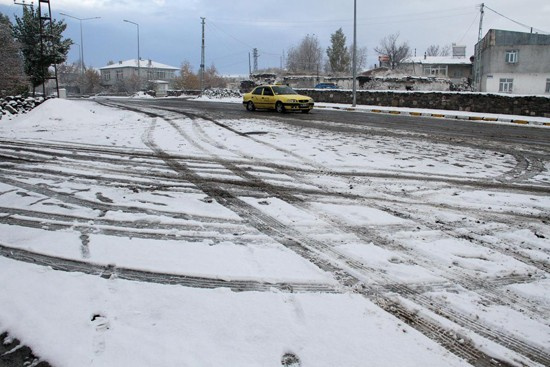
[483,73,550,94]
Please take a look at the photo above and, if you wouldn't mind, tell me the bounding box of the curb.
[315,105,549,127]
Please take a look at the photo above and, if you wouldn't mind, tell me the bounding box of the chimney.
[118,60,122,64]
[148,59,152,67]
[424,52,427,60]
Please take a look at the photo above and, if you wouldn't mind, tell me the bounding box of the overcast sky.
[1,0,549,75]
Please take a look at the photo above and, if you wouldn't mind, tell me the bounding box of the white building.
[99,59,178,95]
[400,45,473,85]
[475,29,550,95]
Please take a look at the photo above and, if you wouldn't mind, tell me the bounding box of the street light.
[352,0,357,107]
[123,19,141,88]
[59,13,100,76]
[72,43,81,72]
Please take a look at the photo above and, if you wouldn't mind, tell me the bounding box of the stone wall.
[297,89,550,117]
[0,96,44,120]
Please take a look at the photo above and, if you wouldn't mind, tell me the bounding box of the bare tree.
[78,68,101,94]
[57,62,79,86]
[111,74,140,94]
[425,44,441,57]
[374,32,411,69]
[172,60,200,90]
[426,44,451,57]
[440,44,451,56]
[355,46,368,71]
[286,34,322,73]
[204,64,226,89]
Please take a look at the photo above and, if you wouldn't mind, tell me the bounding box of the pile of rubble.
[0,95,45,120]
[200,88,242,99]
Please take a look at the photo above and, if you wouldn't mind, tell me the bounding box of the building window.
[116,70,123,80]
[505,50,518,64]
[499,78,513,93]
[102,71,110,81]
[147,71,154,80]
[423,65,448,77]
[546,79,550,93]
[156,71,166,79]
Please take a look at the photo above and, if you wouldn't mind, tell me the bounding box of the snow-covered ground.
[0,98,549,366]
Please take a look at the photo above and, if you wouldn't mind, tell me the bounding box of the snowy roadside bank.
[188,93,550,127]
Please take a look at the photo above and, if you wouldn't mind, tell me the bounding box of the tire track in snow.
[107,100,550,366]
[164,103,550,320]
[139,115,532,367]
[0,242,337,294]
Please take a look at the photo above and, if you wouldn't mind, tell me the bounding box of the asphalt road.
[105,98,550,149]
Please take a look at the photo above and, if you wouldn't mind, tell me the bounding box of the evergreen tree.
[326,28,350,73]
[0,13,27,96]
[12,5,72,91]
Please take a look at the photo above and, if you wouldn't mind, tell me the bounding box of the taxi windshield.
[272,86,297,95]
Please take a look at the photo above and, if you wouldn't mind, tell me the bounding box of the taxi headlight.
[288,99,297,103]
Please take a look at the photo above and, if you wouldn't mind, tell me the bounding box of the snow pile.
[0,95,45,120]
[131,91,155,99]
[0,98,151,148]
[200,88,242,99]
[195,88,243,103]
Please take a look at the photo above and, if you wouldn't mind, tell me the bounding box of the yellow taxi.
[243,85,314,113]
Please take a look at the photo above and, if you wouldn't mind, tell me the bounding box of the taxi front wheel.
[275,101,285,113]
[246,101,256,111]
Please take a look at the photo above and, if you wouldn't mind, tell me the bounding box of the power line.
[458,12,479,44]
[213,6,475,26]
[208,21,254,49]
[208,20,280,57]
[484,5,549,34]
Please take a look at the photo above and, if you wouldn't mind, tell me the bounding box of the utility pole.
[200,17,205,92]
[14,0,60,97]
[253,48,259,73]
[38,0,60,97]
[248,52,251,76]
[477,3,485,42]
[474,3,485,92]
[352,0,357,107]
